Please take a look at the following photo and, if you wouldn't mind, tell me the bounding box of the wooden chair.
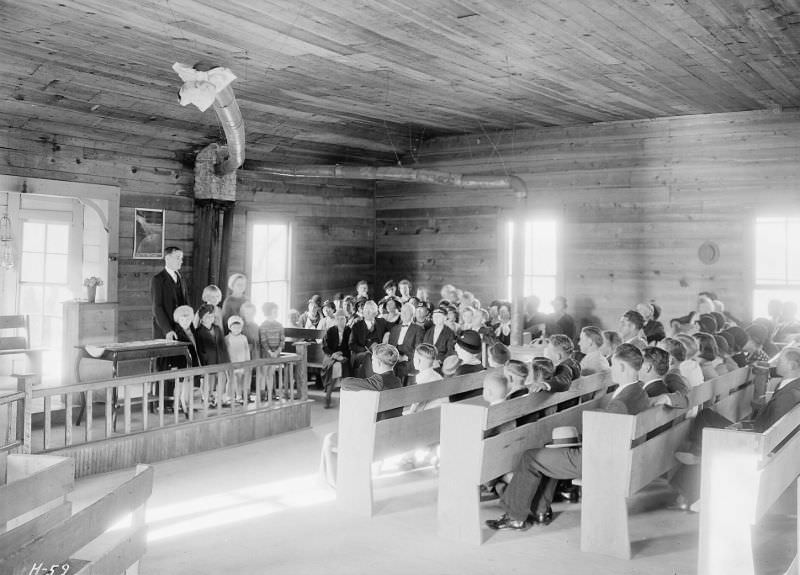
[0,315,44,389]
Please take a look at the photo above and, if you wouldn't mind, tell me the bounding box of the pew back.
[0,455,154,575]
[581,366,755,559]
[437,371,613,544]
[337,368,491,517]
[698,402,800,575]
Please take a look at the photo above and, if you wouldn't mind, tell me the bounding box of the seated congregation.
[315,280,800,547]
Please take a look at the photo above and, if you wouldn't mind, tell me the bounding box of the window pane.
[267,281,288,322]
[787,219,800,284]
[46,224,70,255]
[525,276,556,314]
[753,288,800,321]
[506,221,514,276]
[43,286,68,316]
[250,282,268,323]
[19,284,43,316]
[755,218,787,283]
[45,253,68,284]
[20,252,44,282]
[42,316,62,349]
[251,225,269,282]
[526,220,557,276]
[22,222,46,253]
[265,225,288,281]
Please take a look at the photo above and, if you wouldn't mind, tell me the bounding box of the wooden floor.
[67,391,797,575]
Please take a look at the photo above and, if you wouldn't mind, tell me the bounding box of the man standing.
[151,246,187,341]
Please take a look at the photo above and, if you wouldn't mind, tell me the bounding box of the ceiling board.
[2,0,800,165]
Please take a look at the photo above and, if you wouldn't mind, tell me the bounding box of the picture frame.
[133,208,165,259]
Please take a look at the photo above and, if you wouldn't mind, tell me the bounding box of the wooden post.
[437,402,489,544]
[17,377,32,454]
[580,411,636,559]
[293,344,309,401]
[336,389,380,517]
[510,214,526,346]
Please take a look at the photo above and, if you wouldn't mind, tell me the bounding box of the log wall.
[0,124,195,342]
[376,109,800,329]
[227,171,375,311]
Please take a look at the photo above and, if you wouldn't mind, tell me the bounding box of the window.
[753,216,800,319]
[18,221,74,378]
[506,219,558,313]
[249,222,291,323]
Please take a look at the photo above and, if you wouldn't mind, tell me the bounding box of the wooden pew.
[697,402,800,575]
[580,366,758,559]
[437,371,613,544]
[0,454,154,575]
[336,369,490,517]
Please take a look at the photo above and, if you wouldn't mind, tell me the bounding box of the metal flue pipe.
[246,163,528,199]
[213,85,245,175]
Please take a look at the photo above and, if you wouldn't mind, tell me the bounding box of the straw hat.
[545,426,582,448]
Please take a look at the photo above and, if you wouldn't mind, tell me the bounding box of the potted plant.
[83,276,104,303]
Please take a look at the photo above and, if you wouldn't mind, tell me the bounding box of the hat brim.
[457,343,482,354]
[544,439,581,448]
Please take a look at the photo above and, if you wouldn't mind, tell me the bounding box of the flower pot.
[86,285,97,303]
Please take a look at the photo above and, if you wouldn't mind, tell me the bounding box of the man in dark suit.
[151,246,188,341]
[387,303,425,385]
[422,307,456,367]
[670,347,800,508]
[640,346,689,408]
[349,300,390,378]
[486,344,650,530]
[322,310,351,408]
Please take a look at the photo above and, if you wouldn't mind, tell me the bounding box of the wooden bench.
[436,371,613,544]
[0,454,153,575]
[697,401,800,575]
[284,327,325,370]
[580,365,761,559]
[336,368,489,517]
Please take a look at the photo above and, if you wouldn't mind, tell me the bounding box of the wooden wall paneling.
[377,109,800,329]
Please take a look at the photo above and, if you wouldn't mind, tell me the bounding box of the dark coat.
[151,268,187,339]
[422,325,456,363]
[195,324,229,366]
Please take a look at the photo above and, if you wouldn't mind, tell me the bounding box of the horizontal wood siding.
[377,109,800,328]
[232,173,375,309]
[0,123,195,342]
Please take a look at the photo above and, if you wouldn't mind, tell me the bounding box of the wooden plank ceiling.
[2,0,800,166]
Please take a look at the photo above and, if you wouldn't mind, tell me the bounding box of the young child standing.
[225,315,251,404]
[239,301,260,359]
[194,285,224,330]
[195,303,229,407]
[259,302,286,400]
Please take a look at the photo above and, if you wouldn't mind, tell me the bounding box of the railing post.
[293,343,309,401]
[17,376,33,454]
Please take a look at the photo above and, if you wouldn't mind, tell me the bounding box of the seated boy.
[640,346,689,408]
[488,341,511,368]
[504,360,530,399]
[404,343,445,414]
[538,334,580,392]
[579,326,610,376]
[528,357,555,393]
[341,343,402,419]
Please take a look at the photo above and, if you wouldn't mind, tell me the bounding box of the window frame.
[246,217,293,324]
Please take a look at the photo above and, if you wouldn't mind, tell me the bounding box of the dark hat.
[488,342,511,365]
[718,330,736,352]
[456,330,482,354]
[710,312,726,331]
[383,279,397,290]
[696,314,717,334]
[745,323,768,347]
[432,306,446,316]
[714,334,730,355]
[725,326,748,351]
[545,426,581,448]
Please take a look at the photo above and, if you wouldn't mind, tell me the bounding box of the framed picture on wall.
[133,208,165,259]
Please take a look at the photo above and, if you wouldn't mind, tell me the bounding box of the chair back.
[0,315,30,351]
